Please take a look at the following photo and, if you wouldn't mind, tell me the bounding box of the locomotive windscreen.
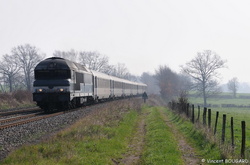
[35,70,71,79]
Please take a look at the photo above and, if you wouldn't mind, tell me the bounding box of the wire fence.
[168,101,248,159]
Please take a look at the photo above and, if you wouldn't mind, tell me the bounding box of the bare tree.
[0,74,6,92]
[141,72,160,94]
[111,63,131,79]
[12,44,45,91]
[227,77,239,98]
[155,65,180,100]
[181,50,226,106]
[178,74,192,92]
[53,49,78,62]
[0,54,21,92]
[78,51,113,74]
[128,74,140,82]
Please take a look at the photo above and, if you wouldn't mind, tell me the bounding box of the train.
[33,57,147,112]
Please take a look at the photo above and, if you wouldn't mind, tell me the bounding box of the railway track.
[0,106,84,130]
[0,111,64,130]
[0,99,139,162]
[0,99,127,130]
[0,112,42,125]
[0,107,41,116]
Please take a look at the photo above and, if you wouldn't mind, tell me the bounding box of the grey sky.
[1,0,250,83]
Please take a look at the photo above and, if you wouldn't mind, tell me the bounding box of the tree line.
[1,44,236,106]
[52,50,192,98]
[0,44,44,92]
[0,44,143,92]
[0,44,160,93]
[147,50,227,104]
[0,44,177,97]
[155,50,237,107]
[53,49,133,80]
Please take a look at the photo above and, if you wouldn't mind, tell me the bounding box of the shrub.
[0,90,34,109]
[12,90,32,102]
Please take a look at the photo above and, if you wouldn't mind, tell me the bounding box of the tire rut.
[114,112,147,165]
[159,108,201,165]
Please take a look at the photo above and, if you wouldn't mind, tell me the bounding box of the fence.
[168,101,248,159]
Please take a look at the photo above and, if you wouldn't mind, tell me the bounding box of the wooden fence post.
[191,104,195,123]
[181,103,184,113]
[214,111,219,135]
[197,106,200,122]
[208,109,211,128]
[241,121,246,158]
[222,114,226,144]
[186,103,189,117]
[231,117,234,148]
[203,107,207,125]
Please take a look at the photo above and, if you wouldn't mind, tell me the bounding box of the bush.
[12,90,32,102]
[0,90,33,109]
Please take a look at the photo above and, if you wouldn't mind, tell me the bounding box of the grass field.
[2,97,224,165]
[188,93,250,159]
[2,100,141,165]
[2,96,248,164]
[1,100,186,165]
[188,92,250,106]
[189,97,250,106]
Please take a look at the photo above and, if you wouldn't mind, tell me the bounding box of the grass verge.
[162,107,223,163]
[2,99,229,164]
[140,106,184,165]
[2,101,141,165]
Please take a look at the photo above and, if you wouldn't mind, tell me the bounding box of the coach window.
[84,74,92,84]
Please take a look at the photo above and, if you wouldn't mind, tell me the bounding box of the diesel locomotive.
[33,57,147,112]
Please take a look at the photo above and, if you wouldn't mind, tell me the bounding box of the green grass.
[193,107,250,158]
[161,107,222,161]
[4,99,240,164]
[0,101,35,110]
[189,94,250,159]
[188,92,250,106]
[2,104,186,165]
[189,97,250,106]
[2,109,139,165]
[140,106,184,165]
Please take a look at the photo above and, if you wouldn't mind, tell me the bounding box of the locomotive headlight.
[58,88,68,92]
[37,88,44,92]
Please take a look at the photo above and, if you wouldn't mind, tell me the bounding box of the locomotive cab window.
[35,70,71,79]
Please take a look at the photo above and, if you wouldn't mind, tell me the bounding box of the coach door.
[94,76,98,98]
[110,80,114,98]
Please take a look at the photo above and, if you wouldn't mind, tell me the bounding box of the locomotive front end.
[33,57,72,111]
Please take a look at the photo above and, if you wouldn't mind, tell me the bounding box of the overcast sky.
[1,0,250,83]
